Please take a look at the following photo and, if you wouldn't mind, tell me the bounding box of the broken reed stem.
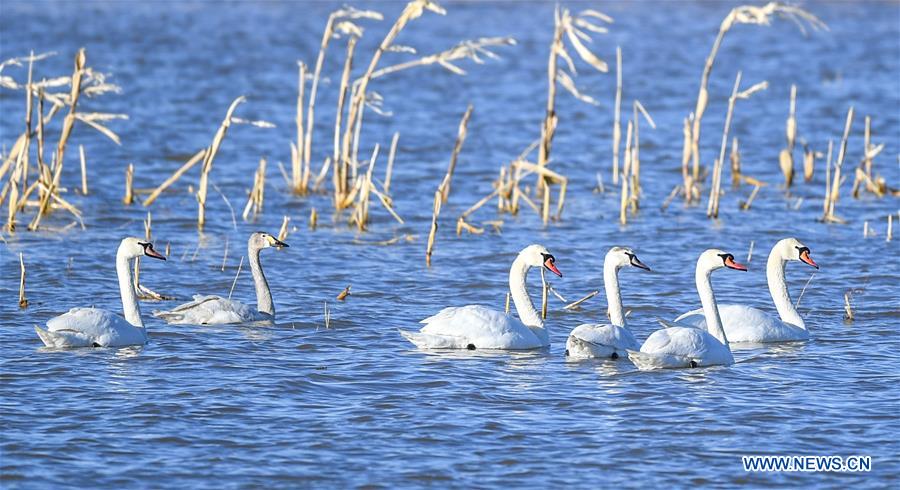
[305,12,338,194]
[221,237,229,271]
[563,290,599,310]
[242,157,267,221]
[278,215,290,242]
[537,7,564,195]
[730,137,741,188]
[309,207,318,230]
[708,71,742,218]
[18,252,27,308]
[439,105,473,203]
[123,163,134,205]
[887,214,893,242]
[384,131,399,194]
[228,256,244,300]
[780,84,797,189]
[740,184,761,211]
[425,190,441,266]
[822,139,833,216]
[619,120,633,225]
[504,291,511,314]
[333,36,358,209]
[843,290,854,321]
[540,267,548,320]
[612,46,622,185]
[198,96,246,230]
[143,148,206,206]
[351,144,379,230]
[826,107,854,222]
[292,62,307,194]
[79,144,88,194]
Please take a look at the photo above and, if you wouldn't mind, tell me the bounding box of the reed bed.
[683,2,825,201]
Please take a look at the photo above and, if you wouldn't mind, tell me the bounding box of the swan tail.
[627,349,694,371]
[399,330,465,349]
[34,325,93,348]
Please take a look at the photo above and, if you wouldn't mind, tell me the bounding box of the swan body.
[674,238,817,343]
[152,295,270,325]
[400,244,562,350]
[154,232,287,325]
[35,237,166,348]
[629,249,746,370]
[565,247,650,360]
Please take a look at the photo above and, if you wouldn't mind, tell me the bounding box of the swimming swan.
[153,232,288,325]
[400,244,562,350]
[565,247,651,360]
[628,249,746,370]
[673,238,818,343]
[34,237,166,348]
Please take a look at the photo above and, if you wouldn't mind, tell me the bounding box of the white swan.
[400,244,562,350]
[153,232,288,325]
[34,237,167,348]
[673,238,818,343]
[628,249,747,370]
[565,247,651,360]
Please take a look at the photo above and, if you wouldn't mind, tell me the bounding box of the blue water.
[1,1,899,488]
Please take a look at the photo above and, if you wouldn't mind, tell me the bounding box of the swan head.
[699,249,747,273]
[249,231,289,250]
[606,246,651,271]
[519,244,562,277]
[119,237,166,261]
[775,238,818,269]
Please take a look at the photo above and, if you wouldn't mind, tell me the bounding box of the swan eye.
[796,246,809,257]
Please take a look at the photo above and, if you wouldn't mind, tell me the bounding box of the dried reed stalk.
[540,268,548,320]
[384,131,399,194]
[228,256,244,300]
[350,144,379,230]
[425,190,441,266]
[824,107,854,223]
[802,142,814,182]
[291,62,307,194]
[887,214,893,242]
[18,252,27,308]
[619,120,633,225]
[708,73,767,218]
[197,96,245,230]
[309,208,318,230]
[333,36,358,209]
[730,137,741,188]
[780,84,797,189]
[242,157,267,221]
[822,140,833,217]
[612,46,622,185]
[843,291,854,321]
[686,3,824,185]
[143,149,206,206]
[123,163,134,205]
[439,105,473,203]
[278,215,290,242]
[78,144,87,194]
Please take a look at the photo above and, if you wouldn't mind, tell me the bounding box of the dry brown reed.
[332,36,358,209]
[18,252,27,308]
[384,131,399,194]
[685,3,824,197]
[730,137,742,188]
[852,116,886,198]
[439,105,473,203]
[707,73,767,218]
[425,190,441,266]
[802,142,815,182]
[278,215,290,242]
[197,96,246,230]
[143,149,206,206]
[611,46,622,185]
[779,84,797,189]
[843,290,854,321]
[309,208,318,230]
[123,163,135,205]
[823,107,854,223]
[78,144,88,195]
[242,157,267,221]
[291,62,307,194]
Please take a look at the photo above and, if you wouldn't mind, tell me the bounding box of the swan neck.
[696,264,728,347]
[249,243,274,316]
[604,261,626,327]
[767,251,805,329]
[116,250,144,328]
[509,255,543,331]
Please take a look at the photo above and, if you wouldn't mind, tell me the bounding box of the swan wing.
[674,304,808,343]
[566,323,639,359]
[153,295,259,325]
[409,305,543,350]
[38,307,146,348]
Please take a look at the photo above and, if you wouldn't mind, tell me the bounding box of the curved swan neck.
[696,264,728,346]
[249,242,274,316]
[767,250,805,329]
[509,255,543,330]
[116,248,144,328]
[603,259,625,327]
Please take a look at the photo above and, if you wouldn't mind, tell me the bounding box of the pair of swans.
[402,239,817,371]
[36,232,287,349]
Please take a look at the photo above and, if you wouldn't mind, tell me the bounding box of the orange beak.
[799,249,818,269]
[545,259,562,277]
[724,257,747,271]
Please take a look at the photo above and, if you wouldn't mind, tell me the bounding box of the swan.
[628,249,747,370]
[565,247,651,360]
[400,244,562,350]
[153,232,288,325]
[673,238,818,343]
[34,237,167,348]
